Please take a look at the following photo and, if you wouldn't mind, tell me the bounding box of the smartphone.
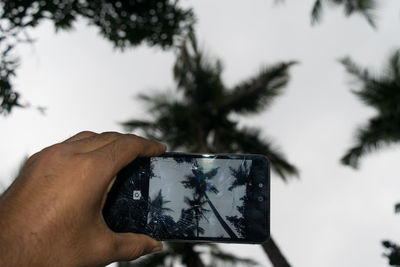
[103,153,270,244]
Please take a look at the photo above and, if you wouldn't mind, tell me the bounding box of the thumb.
[111,233,163,262]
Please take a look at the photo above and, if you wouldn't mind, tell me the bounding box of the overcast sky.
[1,0,400,266]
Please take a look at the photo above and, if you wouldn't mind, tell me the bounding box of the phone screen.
[103,153,270,244]
[149,157,250,240]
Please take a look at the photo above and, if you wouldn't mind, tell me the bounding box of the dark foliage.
[0,26,25,114]
[1,0,194,48]
[182,163,220,196]
[181,196,207,237]
[146,189,176,237]
[122,33,296,266]
[0,0,194,114]
[311,0,377,27]
[341,50,400,267]
[226,200,246,238]
[228,161,250,191]
[132,186,256,266]
[123,242,257,267]
[382,240,400,266]
[340,50,400,168]
[226,161,251,238]
[182,161,237,239]
[145,188,205,240]
[123,33,298,181]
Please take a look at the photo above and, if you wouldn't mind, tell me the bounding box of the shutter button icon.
[133,190,141,200]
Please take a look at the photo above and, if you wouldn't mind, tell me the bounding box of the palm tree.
[181,195,208,237]
[226,160,251,238]
[146,189,178,238]
[122,32,298,266]
[311,0,377,27]
[120,242,258,267]
[181,161,237,239]
[382,241,400,266]
[340,49,400,168]
[0,0,195,115]
[340,49,400,266]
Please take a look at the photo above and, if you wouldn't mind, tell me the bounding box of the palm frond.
[354,79,399,113]
[340,56,369,82]
[173,35,225,105]
[121,119,154,131]
[311,0,323,24]
[341,113,400,168]
[341,52,400,113]
[209,248,258,267]
[312,0,377,28]
[382,240,400,266]
[342,0,377,28]
[341,50,400,168]
[220,61,297,115]
[386,49,400,82]
[121,32,295,267]
[233,127,298,181]
[137,92,176,113]
[395,203,400,214]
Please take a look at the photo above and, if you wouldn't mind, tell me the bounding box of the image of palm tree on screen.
[226,160,251,238]
[181,160,238,239]
[148,157,247,239]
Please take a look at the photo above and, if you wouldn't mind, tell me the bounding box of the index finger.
[89,134,166,180]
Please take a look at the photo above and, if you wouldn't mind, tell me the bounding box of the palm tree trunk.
[196,210,199,238]
[203,192,237,239]
[181,243,205,267]
[210,135,291,266]
[261,235,291,267]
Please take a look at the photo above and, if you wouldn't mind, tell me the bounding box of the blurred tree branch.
[276,0,377,27]
[0,0,195,115]
[382,240,400,266]
[123,33,297,267]
[311,0,377,28]
[340,50,400,168]
[340,50,400,267]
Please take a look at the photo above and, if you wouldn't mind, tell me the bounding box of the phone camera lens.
[133,190,142,200]
[257,196,264,202]
[258,182,264,188]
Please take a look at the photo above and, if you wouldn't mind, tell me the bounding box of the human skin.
[0,131,166,266]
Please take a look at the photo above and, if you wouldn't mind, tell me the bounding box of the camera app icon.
[133,190,141,200]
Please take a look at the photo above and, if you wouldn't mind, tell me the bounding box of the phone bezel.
[104,153,270,244]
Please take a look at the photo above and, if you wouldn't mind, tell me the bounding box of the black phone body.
[103,153,270,244]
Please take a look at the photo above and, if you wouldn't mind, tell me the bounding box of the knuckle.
[99,131,121,141]
[39,143,69,161]
[77,130,96,137]
[107,140,121,163]
[25,151,40,165]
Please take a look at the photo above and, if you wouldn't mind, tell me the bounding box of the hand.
[0,132,166,267]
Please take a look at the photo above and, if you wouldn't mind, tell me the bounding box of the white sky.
[1,0,400,266]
